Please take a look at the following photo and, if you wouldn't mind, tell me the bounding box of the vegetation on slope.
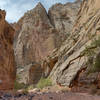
[83,37,100,73]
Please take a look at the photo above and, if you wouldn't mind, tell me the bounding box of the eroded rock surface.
[50,0,100,87]
[14,3,60,84]
[0,10,16,90]
[14,1,80,84]
[48,0,81,36]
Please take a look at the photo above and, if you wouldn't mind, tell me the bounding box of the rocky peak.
[14,1,81,84]
[25,2,45,15]
[23,2,49,24]
[0,9,6,20]
[48,1,81,35]
[14,1,61,84]
[35,2,44,10]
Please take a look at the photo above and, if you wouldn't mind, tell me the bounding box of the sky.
[0,0,75,22]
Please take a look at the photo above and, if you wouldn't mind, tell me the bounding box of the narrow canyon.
[0,0,100,100]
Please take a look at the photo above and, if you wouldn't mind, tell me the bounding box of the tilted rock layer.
[0,10,16,90]
[50,0,100,87]
[14,1,80,84]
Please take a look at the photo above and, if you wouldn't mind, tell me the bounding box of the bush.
[27,85,35,90]
[36,78,52,89]
[92,37,100,47]
[81,46,95,57]
[22,88,29,94]
[82,36,100,57]
[94,56,100,70]
[83,37,100,74]
[14,81,27,90]
[89,54,100,73]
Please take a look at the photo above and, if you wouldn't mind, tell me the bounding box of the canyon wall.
[14,1,81,84]
[49,0,100,89]
[0,10,16,90]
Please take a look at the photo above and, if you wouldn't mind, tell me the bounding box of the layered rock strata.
[50,0,100,87]
[0,10,16,90]
[14,1,81,84]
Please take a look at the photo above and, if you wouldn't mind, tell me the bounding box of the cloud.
[0,0,75,22]
[0,0,10,8]
[5,0,37,22]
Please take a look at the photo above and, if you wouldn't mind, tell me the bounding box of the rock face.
[17,62,42,84]
[50,0,100,87]
[14,2,81,84]
[14,3,60,84]
[0,10,16,90]
[48,1,81,36]
[14,3,60,67]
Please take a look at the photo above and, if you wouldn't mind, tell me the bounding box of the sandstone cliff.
[48,0,81,36]
[14,1,80,84]
[0,9,16,90]
[49,0,100,90]
[14,3,60,84]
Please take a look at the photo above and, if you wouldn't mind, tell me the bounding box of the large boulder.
[0,10,16,90]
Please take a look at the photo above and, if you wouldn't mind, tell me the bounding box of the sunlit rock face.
[14,3,61,67]
[14,3,61,84]
[14,1,81,84]
[49,0,100,87]
[48,1,81,36]
[0,10,16,90]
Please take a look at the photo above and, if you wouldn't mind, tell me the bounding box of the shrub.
[22,88,29,94]
[89,53,100,73]
[94,55,100,71]
[81,46,95,57]
[92,37,100,47]
[14,81,27,90]
[83,37,100,74]
[82,36,100,57]
[27,85,35,90]
[36,78,52,89]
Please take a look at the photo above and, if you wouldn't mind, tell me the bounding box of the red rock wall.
[0,10,16,90]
